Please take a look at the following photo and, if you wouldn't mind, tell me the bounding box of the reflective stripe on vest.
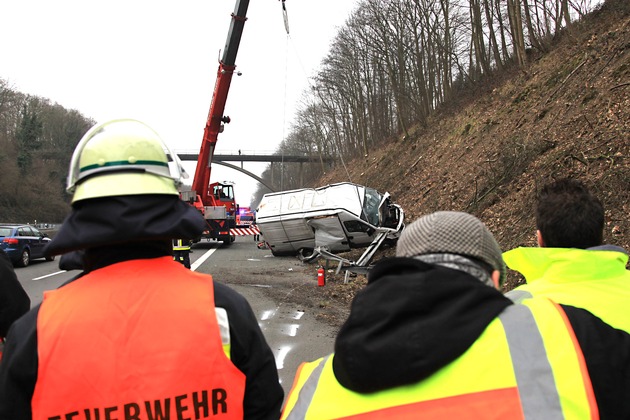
[216,307,232,359]
[505,289,533,303]
[32,256,246,420]
[173,239,191,251]
[500,302,562,418]
[282,299,597,420]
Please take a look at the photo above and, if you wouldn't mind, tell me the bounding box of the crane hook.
[280,0,289,35]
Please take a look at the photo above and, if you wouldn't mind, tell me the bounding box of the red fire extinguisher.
[317,266,326,287]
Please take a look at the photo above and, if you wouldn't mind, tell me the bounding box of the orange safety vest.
[31,256,246,420]
[282,298,597,420]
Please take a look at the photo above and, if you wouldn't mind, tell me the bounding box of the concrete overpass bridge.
[172,151,334,193]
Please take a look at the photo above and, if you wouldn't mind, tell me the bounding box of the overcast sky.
[1,0,359,205]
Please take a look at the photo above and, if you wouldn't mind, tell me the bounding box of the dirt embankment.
[276,0,630,330]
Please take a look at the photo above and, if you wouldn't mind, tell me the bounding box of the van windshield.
[362,188,382,226]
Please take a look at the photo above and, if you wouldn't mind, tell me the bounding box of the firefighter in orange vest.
[0,119,283,420]
[282,211,630,419]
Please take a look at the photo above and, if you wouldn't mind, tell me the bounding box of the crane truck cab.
[200,181,236,244]
[180,181,237,244]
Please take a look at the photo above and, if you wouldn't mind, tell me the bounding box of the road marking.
[276,345,292,370]
[282,324,299,337]
[261,310,276,320]
[191,247,218,271]
[32,271,66,281]
[31,247,217,279]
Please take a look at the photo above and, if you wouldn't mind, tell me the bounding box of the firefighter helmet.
[67,119,187,203]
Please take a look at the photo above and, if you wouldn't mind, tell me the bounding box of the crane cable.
[280,1,353,187]
[280,0,290,192]
[275,3,356,208]
[275,1,361,250]
[279,1,352,193]
[277,0,290,241]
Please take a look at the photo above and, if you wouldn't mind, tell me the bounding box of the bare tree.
[483,0,506,69]
[507,0,527,66]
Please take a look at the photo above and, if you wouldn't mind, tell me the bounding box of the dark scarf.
[45,195,206,257]
[332,257,512,393]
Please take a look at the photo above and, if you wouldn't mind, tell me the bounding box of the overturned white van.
[255,182,404,268]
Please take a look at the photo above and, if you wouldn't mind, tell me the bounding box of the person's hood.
[45,195,206,256]
[503,246,629,283]
[58,249,85,271]
[332,257,511,393]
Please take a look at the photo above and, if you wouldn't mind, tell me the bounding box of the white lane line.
[32,271,67,281]
[276,322,301,337]
[261,310,276,321]
[276,345,292,370]
[191,247,218,271]
[33,247,216,279]
[284,324,299,337]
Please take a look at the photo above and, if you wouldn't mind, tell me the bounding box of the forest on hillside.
[249,0,604,205]
[314,0,628,291]
[0,82,94,222]
[0,0,612,224]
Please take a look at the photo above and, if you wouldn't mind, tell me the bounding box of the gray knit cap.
[396,211,506,286]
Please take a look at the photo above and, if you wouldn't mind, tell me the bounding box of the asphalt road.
[13,235,336,397]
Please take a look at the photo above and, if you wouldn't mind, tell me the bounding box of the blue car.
[0,224,54,267]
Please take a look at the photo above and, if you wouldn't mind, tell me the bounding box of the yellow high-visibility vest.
[282,298,597,420]
[504,247,630,333]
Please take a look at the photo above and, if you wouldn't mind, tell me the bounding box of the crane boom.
[192,0,249,203]
[186,1,287,244]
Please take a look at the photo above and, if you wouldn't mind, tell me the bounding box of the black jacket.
[0,245,284,420]
[0,249,30,338]
[333,257,630,419]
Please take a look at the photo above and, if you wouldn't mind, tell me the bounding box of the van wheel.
[297,248,318,263]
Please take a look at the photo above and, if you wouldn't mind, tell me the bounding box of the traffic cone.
[317,266,326,287]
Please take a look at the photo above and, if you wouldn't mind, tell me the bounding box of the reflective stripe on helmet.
[75,160,171,185]
[67,119,188,202]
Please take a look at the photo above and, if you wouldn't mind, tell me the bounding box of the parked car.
[0,224,54,267]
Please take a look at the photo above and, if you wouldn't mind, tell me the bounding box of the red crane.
[188,0,251,244]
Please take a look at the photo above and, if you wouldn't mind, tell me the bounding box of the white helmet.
[66,119,187,203]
